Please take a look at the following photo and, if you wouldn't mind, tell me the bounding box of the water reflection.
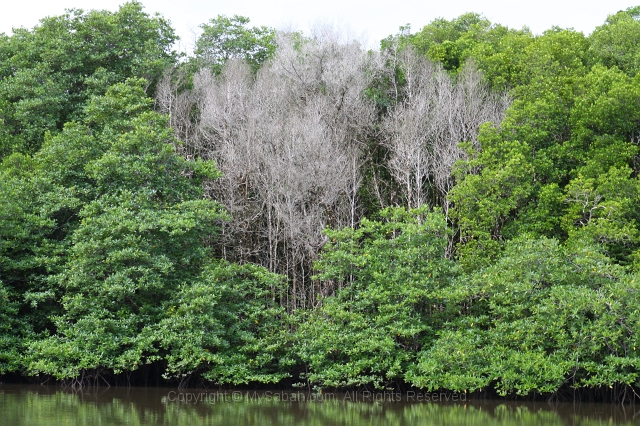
[1,385,639,426]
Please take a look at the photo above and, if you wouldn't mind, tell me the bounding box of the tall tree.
[4,79,222,381]
[589,6,640,77]
[0,1,178,158]
[194,15,276,74]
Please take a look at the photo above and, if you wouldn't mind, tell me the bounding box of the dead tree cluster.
[381,49,510,214]
[156,30,510,310]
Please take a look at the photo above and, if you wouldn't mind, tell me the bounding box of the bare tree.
[381,49,510,214]
[156,69,201,156]
[176,28,376,310]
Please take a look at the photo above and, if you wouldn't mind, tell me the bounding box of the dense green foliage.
[294,208,457,388]
[194,15,276,74]
[0,78,285,385]
[1,2,640,400]
[410,237,640,395]
[0,1,178,158]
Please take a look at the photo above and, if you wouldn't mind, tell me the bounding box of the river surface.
[1,384,639,425]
